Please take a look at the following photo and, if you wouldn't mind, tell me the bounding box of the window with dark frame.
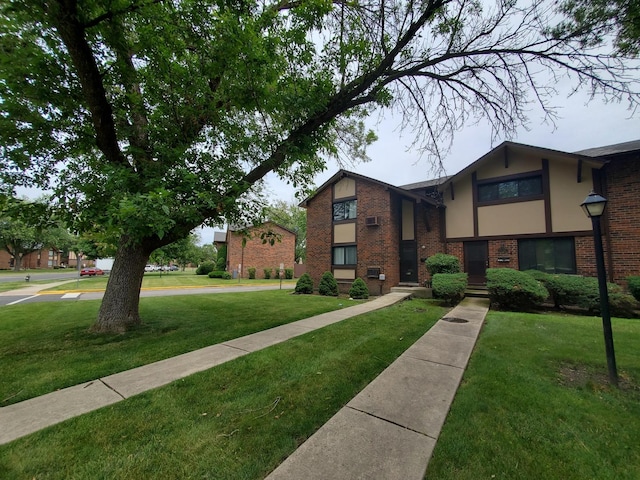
[518,237,576,274]
[478,175,543,202]
[333,199,357,221]
[333,245,357,265]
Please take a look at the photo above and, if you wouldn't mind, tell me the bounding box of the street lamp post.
[580,191,618,386]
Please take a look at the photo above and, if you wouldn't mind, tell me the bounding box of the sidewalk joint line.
[345,405,434,439]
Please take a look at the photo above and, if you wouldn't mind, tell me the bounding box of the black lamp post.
[580,191,618,386]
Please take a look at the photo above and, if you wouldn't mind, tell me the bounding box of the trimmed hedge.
[319,271,339,296]
[425,253,461,275]
[294,273,313,294]
[349,278,369,299]
[628,276,640,302]
[196,262,216,276]
[247,267,256,279]
[525,271,639,318]
[263,268,272,279]
[432,273,468,306]
[285,268,294,279]
[486,268,548,311]
[208,270,232,279]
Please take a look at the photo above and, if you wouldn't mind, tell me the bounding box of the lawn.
[2,297,638,479]
[426,310,640,480]
[0,297,447,479]
[42,269,295,291]
[0,290,344,405]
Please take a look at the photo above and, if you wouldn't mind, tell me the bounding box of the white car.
[144,265,155,272]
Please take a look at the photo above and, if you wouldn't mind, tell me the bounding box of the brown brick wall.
[306,177,447,295]
[603,155,640,285]
[355,184,399,295]
[306,186,333,289]
[226,223,296,279]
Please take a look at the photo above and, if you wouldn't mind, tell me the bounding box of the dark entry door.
[400,241,419,283]
[465,241,488,285]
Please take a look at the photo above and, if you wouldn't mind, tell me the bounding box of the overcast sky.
[198,83,640,244]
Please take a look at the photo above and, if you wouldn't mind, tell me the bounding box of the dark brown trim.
[504,145,509,169]
[472,172,479,237]
[542,158,552,234]
[439,207,446,244]
[450,181,455,200]
[445,230,594,243]
[577,159,583,183]
[476,169,543,185]
[476,195,544,207]
[475,170,545,206]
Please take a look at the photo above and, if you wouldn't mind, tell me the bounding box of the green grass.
[0,298,446,479]
[43,270,295,291]
[0,279,62,293]
[426,311,640,480]
[0,290,346,405]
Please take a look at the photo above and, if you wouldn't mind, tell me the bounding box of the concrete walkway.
[266,297,489,480]
[0,292,412,445]
[0,293,489,480]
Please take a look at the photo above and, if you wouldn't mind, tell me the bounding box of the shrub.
[208,270,232,279]
[318,271,339,296]
[486,268,548,311]
[425,253,460,275]
[215,245,227,271]
[432,273,468,306]
[627,276,640,302]
[609,291,640,318]
[349,278,369,299]
[247,267,256,279]
[285,268,294,279]
[523,269,550,283]
[294,273,314,294]
[263,268,272,279]
[539,274,588,309]
[196,262,216,276]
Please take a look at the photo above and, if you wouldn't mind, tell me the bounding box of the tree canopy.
[1,0,638,332]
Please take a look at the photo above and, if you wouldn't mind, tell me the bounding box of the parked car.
[169,265,179,271]
[80,267,104,276]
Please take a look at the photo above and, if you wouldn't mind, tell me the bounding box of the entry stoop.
[465,286,490,299]
[390,286,433,299]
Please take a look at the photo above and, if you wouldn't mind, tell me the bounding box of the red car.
[80,267,104,276]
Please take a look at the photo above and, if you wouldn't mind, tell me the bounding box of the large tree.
[1,0,638,332]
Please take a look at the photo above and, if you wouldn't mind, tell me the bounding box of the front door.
[465,241,488,285]
[400,241,419,283]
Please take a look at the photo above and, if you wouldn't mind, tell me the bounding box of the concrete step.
[465,287,489,299]
[390,286,433,299]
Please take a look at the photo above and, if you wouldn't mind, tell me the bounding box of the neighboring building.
[0,248,65,270]
[225,222,296,278]
[302,140,640,295]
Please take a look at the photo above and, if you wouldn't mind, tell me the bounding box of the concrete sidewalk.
[266,297,489,480]
[1,294,490,479]
[0,292,413,445]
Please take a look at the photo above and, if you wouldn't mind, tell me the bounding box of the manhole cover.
[442,317,469,324]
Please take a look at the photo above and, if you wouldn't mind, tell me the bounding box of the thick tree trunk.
[91,240,151,333]
[13,254,22,271]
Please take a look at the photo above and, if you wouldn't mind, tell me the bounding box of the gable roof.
[299,169,440,208]
[573,139,640,158]
[228,220,297,237]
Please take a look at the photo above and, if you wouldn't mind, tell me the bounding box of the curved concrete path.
[1,293,489,480]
